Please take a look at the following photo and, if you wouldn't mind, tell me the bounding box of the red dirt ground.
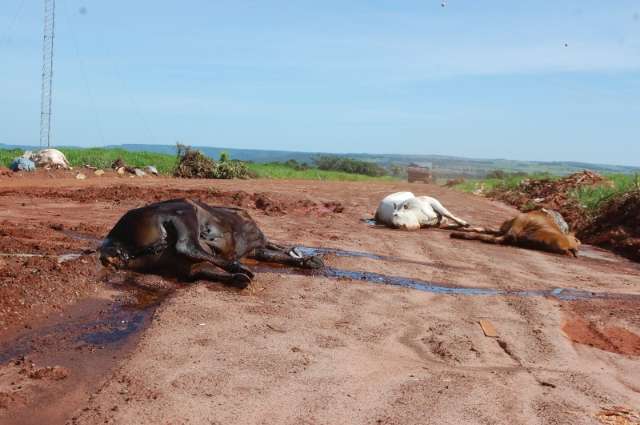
[0,172,639,425]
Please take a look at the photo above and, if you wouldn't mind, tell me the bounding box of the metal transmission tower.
[40,0,55,148]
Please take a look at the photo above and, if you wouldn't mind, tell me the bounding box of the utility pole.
[40,0,55,148]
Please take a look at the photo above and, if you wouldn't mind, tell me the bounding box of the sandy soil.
[1,172,639,425]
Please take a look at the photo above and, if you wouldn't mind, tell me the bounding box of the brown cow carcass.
[450,210,580,256]
[99,199,323,288]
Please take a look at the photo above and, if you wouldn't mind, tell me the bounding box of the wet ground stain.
[562,318,640,356]
[0,279,171,425]
[253,261,640,302]
[295,245,469,271]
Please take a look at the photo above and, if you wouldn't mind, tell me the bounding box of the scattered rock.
[111,158,126,170]
[133,168,146,177]
[75,173,87,180]
[144,165,159,176]
[116,167,126,176]
[28,366,69,381]
[595,406,640,425]
[94,169,105,176]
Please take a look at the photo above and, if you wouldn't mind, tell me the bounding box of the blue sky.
[1,1,639,165]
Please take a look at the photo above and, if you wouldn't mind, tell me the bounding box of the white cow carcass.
[374,191,468,230]
[29,149,72,169]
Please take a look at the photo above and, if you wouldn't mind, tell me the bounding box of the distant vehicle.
[407,165,433,183]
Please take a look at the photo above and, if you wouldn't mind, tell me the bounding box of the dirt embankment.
[579,191,640,262]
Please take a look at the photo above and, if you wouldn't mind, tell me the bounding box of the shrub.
[313,155,387,177]
[173,144,249,179]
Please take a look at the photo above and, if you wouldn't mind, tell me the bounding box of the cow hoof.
[302,256,324,269]
[230,273,252,289]
[231,262,255,279]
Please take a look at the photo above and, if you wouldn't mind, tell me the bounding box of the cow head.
[99,238,129,270]
[390,199,421,230]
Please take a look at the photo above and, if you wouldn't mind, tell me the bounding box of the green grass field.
[247,162,396,181]
[0,147,396,182]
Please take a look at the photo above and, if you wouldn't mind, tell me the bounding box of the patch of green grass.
[61,148,177,174]
[248,162,397,181]
[572,173,640,211]
[0,149,24,168]
[453,173,555,193]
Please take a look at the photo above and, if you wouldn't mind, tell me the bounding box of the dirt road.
[1,173,639,425]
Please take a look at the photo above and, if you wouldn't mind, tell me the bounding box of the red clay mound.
[490,170,610,230]
[579,190,640,262]
[0,185,345,217]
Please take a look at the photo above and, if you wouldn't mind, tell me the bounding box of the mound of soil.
[490,170,609,231]
[579,190,640,262]
[443,178,464,188]
[0,185,345,217]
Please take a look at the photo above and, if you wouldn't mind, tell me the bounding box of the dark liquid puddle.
[60,229,103,245]
[255,260,640,302]
[294,245,469,271]
[0,276,172,425]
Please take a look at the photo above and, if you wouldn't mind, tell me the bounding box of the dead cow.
[450,210,580,257]
[100,199,324,288]
[27,148,71,169]
[375,191,468,230]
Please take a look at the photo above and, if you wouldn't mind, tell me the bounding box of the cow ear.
[393,202,397,210]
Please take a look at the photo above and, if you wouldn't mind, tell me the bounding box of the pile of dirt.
[490,170,610,230]
[443,177,465,188]
[579,190,640,262]
[0,185,344,217]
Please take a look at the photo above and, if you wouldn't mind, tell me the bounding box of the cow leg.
[188,263,252,289]
[450,232,506,245]
[427,199,468,227]
[251,247,324,269]
[164,214,254,278]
